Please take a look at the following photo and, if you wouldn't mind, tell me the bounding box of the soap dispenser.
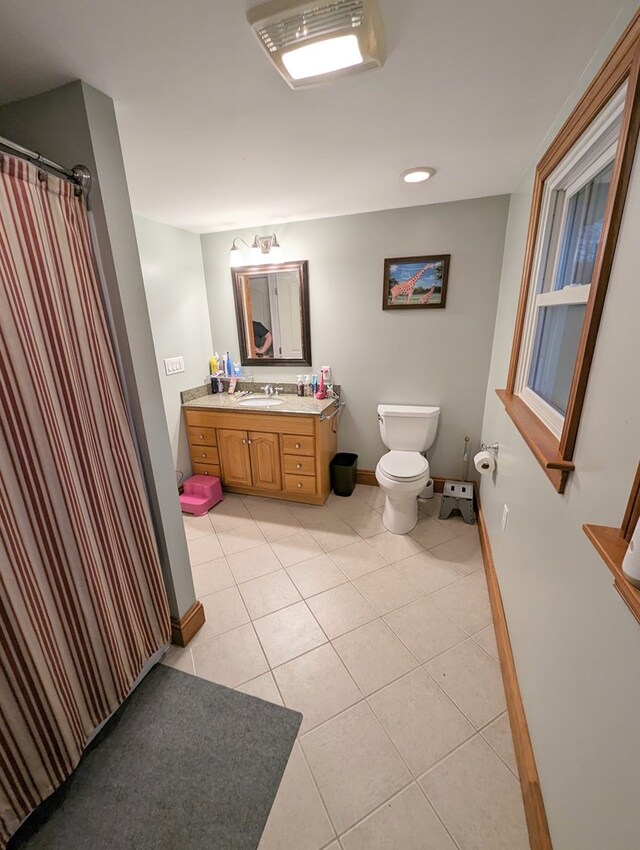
[296,375,304,397]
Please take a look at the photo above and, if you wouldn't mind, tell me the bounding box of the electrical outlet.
[502,504,509,531]
[163,356,185,376]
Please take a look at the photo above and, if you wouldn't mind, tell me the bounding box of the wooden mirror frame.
[231,260,312,368]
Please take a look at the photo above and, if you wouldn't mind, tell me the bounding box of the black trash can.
[330,453,358,497]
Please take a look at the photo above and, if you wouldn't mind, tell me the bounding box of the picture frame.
[382,254,450,310]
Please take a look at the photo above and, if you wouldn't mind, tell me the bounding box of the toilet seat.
[378,451,428,482]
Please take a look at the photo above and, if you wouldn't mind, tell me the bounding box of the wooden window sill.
[583,523,640,625]
[496,390,574,494]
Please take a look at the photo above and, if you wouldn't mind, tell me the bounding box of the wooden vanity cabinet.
[184,407,337,505]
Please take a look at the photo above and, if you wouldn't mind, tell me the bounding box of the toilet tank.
[377,404,440,452]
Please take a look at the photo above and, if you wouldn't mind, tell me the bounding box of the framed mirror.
[231,260,312,367]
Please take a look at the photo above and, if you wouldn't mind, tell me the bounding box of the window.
[516,89,624,439]
[499,13,640,493]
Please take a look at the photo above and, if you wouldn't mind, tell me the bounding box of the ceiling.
[0,0,627,233]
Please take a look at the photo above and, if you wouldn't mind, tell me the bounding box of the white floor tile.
[191,556,235,598]
[300,701,411,834]
[160,644,194,675]
[368,668,473,776]
[333,619,418,696]
[328,540,388,580]
[217,520,266,556]
[473,623,499,661]
[182,513,215,541]
[409,517,458,549]
[286,554,348,598]
[419,735,529,850]
[207,494,252,532]
[226,543,283,584]
[258,743,335,850]
[481,712,518,776]
[254,602,327,667]
[425,639,506,728]
[340,783,456,850]
[238,570,302,619]
[430,534,484,576]
[306,583,377,639]
[192,623,268,688]
[190,586,249,645]
[236,671,283,706]
[368,531,423,563]
[393,551,460,594]
[273,643,362,734]
[306,515,360,552]
[353,565,423,615]
[384,597,466,663]
[270,530,324,567]
[341,506,386,538]
[428,573,492,634]
[187,532,223,565]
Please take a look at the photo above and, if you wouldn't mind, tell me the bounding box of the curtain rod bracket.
[72,164,92,197]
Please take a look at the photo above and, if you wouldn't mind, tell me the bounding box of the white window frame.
[515,84,627,438]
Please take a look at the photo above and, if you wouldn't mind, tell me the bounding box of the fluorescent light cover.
[402,167,436,184]
[282,34,363,81]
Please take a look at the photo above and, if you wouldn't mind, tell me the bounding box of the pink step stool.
[179,474,223,516]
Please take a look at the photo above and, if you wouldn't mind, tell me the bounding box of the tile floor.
[164,485,529,850]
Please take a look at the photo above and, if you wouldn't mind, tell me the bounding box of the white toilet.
[375,404,441,534]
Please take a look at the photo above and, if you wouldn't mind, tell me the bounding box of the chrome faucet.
[260,384,273,396]
[274,386,284,397]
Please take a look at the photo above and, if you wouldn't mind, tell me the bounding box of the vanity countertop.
[182,392,338,417]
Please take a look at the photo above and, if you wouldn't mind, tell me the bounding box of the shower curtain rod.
[0,134,91,194]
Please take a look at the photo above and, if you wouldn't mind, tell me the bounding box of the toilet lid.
[379,451,428,481]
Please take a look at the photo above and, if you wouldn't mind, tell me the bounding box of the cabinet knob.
[201,453,206,458]
[199,434,204,439]
[242,438,247,444]
[297,482,302,488]
[295,443,301,449]
[296,463,301,469]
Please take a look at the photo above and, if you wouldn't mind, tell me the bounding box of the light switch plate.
[164,356,185,375]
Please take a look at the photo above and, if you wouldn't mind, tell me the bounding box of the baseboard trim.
[170,600,205,647]
[356,470,449,493]
[476,498,553,850]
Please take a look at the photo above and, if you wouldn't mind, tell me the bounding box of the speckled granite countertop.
[182,391,339,416]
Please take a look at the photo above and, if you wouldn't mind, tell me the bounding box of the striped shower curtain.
[0,154,170,846]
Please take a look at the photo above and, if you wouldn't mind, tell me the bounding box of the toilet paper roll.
[474,450,495,475]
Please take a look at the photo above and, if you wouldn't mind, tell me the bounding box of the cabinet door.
[249,431,282,491]
[218,429,252,487]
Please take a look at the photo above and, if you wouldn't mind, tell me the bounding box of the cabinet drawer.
[192,462,221,478]
[282,434,315,457]
[191,445,219,465]
[284,473,317,495]
[283,454,315,476]
[188,426,217,447]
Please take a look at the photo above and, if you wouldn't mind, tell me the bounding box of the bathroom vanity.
[183,392,339,505]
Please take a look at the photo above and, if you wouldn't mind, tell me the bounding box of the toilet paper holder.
[481,442,499,456]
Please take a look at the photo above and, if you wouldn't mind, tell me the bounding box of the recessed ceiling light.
[402,167,436,184]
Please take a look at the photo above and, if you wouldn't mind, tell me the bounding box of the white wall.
[201,196,509,475]
[480,5,640,848]
[135,216,213,478]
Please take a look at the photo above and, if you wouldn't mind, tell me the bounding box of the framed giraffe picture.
[382,254,450,310]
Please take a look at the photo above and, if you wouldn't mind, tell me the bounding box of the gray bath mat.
[9,664,301,850]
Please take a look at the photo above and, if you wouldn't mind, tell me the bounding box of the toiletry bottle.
[226,352,231,377]
[315,370,326,400]
[312,373,318,395]
[304,375,312,397]
[296,375,304,397]
[209,356,217,375]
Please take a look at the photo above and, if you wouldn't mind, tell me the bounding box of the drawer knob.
[297,482,302,488]
[201,453,206,458]
[295,443,301,449]
[296,463,301,469]
[199,434,204,439]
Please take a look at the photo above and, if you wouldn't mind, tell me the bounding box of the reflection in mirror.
[231,261,311,366]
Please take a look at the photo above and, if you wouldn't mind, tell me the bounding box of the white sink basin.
[238,396,285,408]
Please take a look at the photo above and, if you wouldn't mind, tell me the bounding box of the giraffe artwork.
[382,254,450,310]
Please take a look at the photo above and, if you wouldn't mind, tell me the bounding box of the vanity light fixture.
[247,0,386,89]
[229,234,282,267]
[401,167,436,184]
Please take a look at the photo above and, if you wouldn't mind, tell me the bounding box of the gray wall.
[479,4,640,847]
[0,82,196,621]
[201,196,509,474]
[135,216,213,478]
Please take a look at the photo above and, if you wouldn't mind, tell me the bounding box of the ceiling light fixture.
[401,167,436,184]
[247,0,386,89]
[229,234,282,267]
